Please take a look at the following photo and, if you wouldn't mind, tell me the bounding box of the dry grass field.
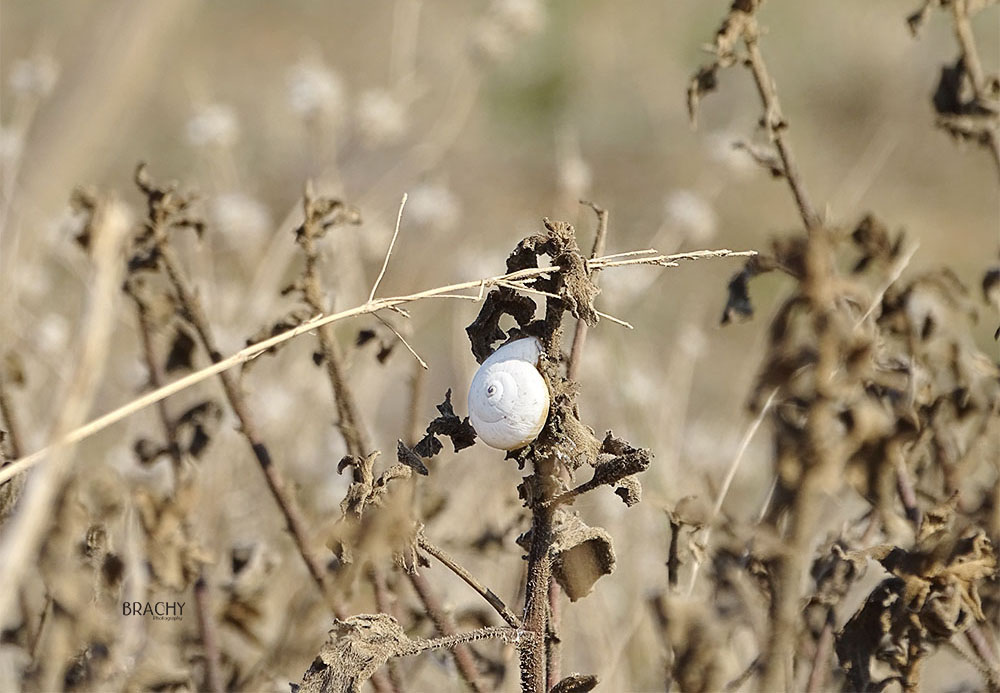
[0,1,997,692]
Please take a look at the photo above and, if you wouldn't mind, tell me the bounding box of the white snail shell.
[468,337,550,450]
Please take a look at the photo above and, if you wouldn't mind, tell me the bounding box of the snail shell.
[468,337,550,450]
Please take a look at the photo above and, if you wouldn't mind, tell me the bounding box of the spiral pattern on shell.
[468,337,550,450]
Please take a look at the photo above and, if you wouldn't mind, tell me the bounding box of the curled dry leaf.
[837,512,998,691]
[548,512,616,602]
[550,673,599,693]
[296,614,411,693]
[338,451,412,519]
[402,389,478,468]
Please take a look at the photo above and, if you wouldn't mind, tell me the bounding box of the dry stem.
[950,0,1000,177]
[0,196,129,621]
[147,199,338,609]
[297,194,371,456]
[407,570,485,693]
[742,20,821,231]
[417,532,521,628]
[0,248,754,487]
[567,201,610,382]
[193,576,225,693]
[0,372,24,461]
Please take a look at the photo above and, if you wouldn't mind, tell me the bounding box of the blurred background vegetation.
[0,1,997,690]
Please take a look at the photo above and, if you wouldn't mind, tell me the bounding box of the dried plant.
[0,2,996,692]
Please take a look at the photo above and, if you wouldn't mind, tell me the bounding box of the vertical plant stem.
[567,201,609,382]
[298,208,372,456]
[950,0,1000,179]
[128,284,224,693]
[545,581,562,691]
[522,290,568,693]
[761,231,839,693]
[521,499,554,693]
[549,201,609,689]
[194,576,225,693]
[805,613,834,693]
[0,373,24,461]
[742,22,821,231]
[151,229,335,608]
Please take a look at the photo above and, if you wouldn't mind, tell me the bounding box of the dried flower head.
[186,103,240,148]
[287,58,345,120]
[663,189,718,244]
[8,55,59,98]
[356,89,407,147]
[209,192,272,241]
[406,183,461,231]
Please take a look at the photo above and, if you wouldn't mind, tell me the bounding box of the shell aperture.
[468,337,550,450]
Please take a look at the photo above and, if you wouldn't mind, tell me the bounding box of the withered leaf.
[613,477,642,507]
[466,288,536,364]
[426,390,477,452]
[540,218,599,327]
[133,438,168,466]
[687,64,719,124]
[164,325,197,373]
[339,452,412,518]
[408,390,477,462]
[412,434,443,459]
[550,674,599,693]
[297,614,411,693]
[549,512,616,602]
[376,342,394,364]
[174,400,222,458]
[396,440,428,475]
[721,264,755,324]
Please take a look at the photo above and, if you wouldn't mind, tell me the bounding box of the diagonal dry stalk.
[416,532,521,629]
[0,248,754,488]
